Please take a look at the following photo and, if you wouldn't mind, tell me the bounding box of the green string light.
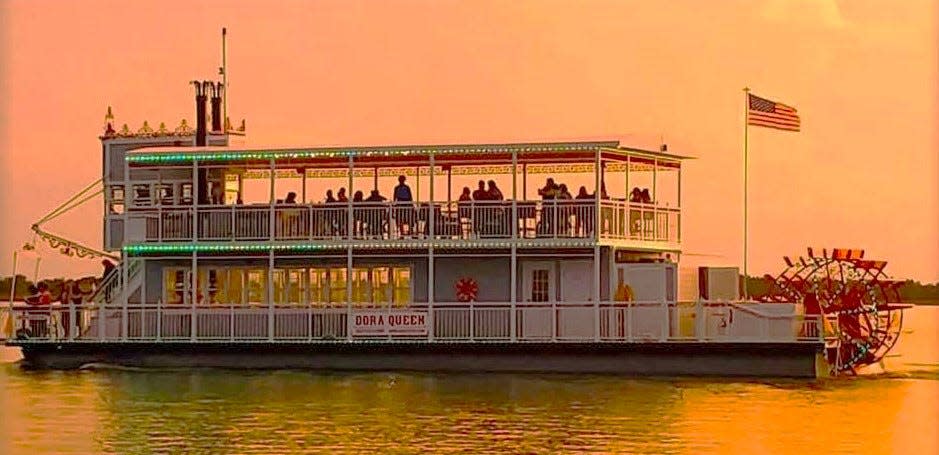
[123,238,596,255]
[125,142,617,164]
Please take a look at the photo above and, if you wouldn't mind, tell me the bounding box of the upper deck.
[106,140,686,254]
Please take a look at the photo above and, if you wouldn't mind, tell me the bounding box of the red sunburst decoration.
[455,277,479,302]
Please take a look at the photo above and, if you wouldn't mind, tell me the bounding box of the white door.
[560,260,594,302]
[522,261,556,302]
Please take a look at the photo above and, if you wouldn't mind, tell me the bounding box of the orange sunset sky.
[1,0,937,282]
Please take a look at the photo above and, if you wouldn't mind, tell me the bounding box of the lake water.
[1,307,936,454]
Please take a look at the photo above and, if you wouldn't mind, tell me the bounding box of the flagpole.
[743,87,750,301]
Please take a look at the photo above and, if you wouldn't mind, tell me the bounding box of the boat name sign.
[352,311,428,336]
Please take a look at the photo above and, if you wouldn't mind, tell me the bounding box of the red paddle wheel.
[761,248,909,374]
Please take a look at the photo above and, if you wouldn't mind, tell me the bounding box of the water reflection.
[1,307,936,454]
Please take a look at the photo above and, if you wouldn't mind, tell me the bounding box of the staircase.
[84,259,144,339]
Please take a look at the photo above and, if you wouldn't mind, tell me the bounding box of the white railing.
[6,300,823,344]
[125,200,681,244]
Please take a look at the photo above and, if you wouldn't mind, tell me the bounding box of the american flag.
[748,93,800,132]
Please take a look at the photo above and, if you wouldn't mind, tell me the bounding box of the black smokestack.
[210,83,223,132]
[192,80,208,146]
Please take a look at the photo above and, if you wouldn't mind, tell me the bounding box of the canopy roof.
[126,140,690,168]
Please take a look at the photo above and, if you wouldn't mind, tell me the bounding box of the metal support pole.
[139,258,146,338]
[428,153,435,341]
[677,165,682,243]
[594,147,602,341]
[346,154,354,340]
[510,149,518,342]
[653,158,658,240]
[121,254,128,340]
[268,249,274,341]
[269,158,275,242]
[190,251,197,341]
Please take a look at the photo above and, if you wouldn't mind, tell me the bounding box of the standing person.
[556,184,574,236]
[393,175,413,202]
[470,180,489,235]
[337,188,349,203]
[486,181,504,200]
[325,189,337,203]
[538,178,560,235]
[471,180,488,201]
[393,175,414,237]
[458,187,472,202]
[575,186,594,237]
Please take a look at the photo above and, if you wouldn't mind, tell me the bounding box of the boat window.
[246,269,266,305]
[329,268,347,303]
[371,267,392,306]
[157,184,174,205]
[180,183,194,205]
[283,269,303,305]
[224,269,245,305]
[109,185,125,214]
[531,269,550,302]
[163,268,189,305]
[392,267,411,306]
[308,268,329,306]
[351,267,371,305]
[132,184,152,207]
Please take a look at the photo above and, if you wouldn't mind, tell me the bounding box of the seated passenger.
[336,188,348,203]
[575,186,592,199]
[486,180,504,200]
[366,189,386,202]
[557,184,572,200]
[284,192,297,204]
[629,187,643,203]
[640,188,652,204]
[538,178,559,200]
[325,189,337,203]
[353,190,364,203]
[393,175,413,202]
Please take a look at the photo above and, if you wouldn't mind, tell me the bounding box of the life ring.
[455,277,479,302]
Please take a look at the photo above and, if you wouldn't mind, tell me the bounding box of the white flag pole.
[743,87,750,300]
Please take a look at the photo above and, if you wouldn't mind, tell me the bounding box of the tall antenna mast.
[220,27,227,131]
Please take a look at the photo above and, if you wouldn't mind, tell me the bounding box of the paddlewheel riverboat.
[3,77,844,377]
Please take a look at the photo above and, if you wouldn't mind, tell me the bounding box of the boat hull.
[11,341,824,378]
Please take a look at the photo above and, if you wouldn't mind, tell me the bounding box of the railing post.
[156,298,162,342]
[68,301,76,341]
[469,301,475,341]
[626,302,633,341]
[661,300,668,342]
[229,303,235,341]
